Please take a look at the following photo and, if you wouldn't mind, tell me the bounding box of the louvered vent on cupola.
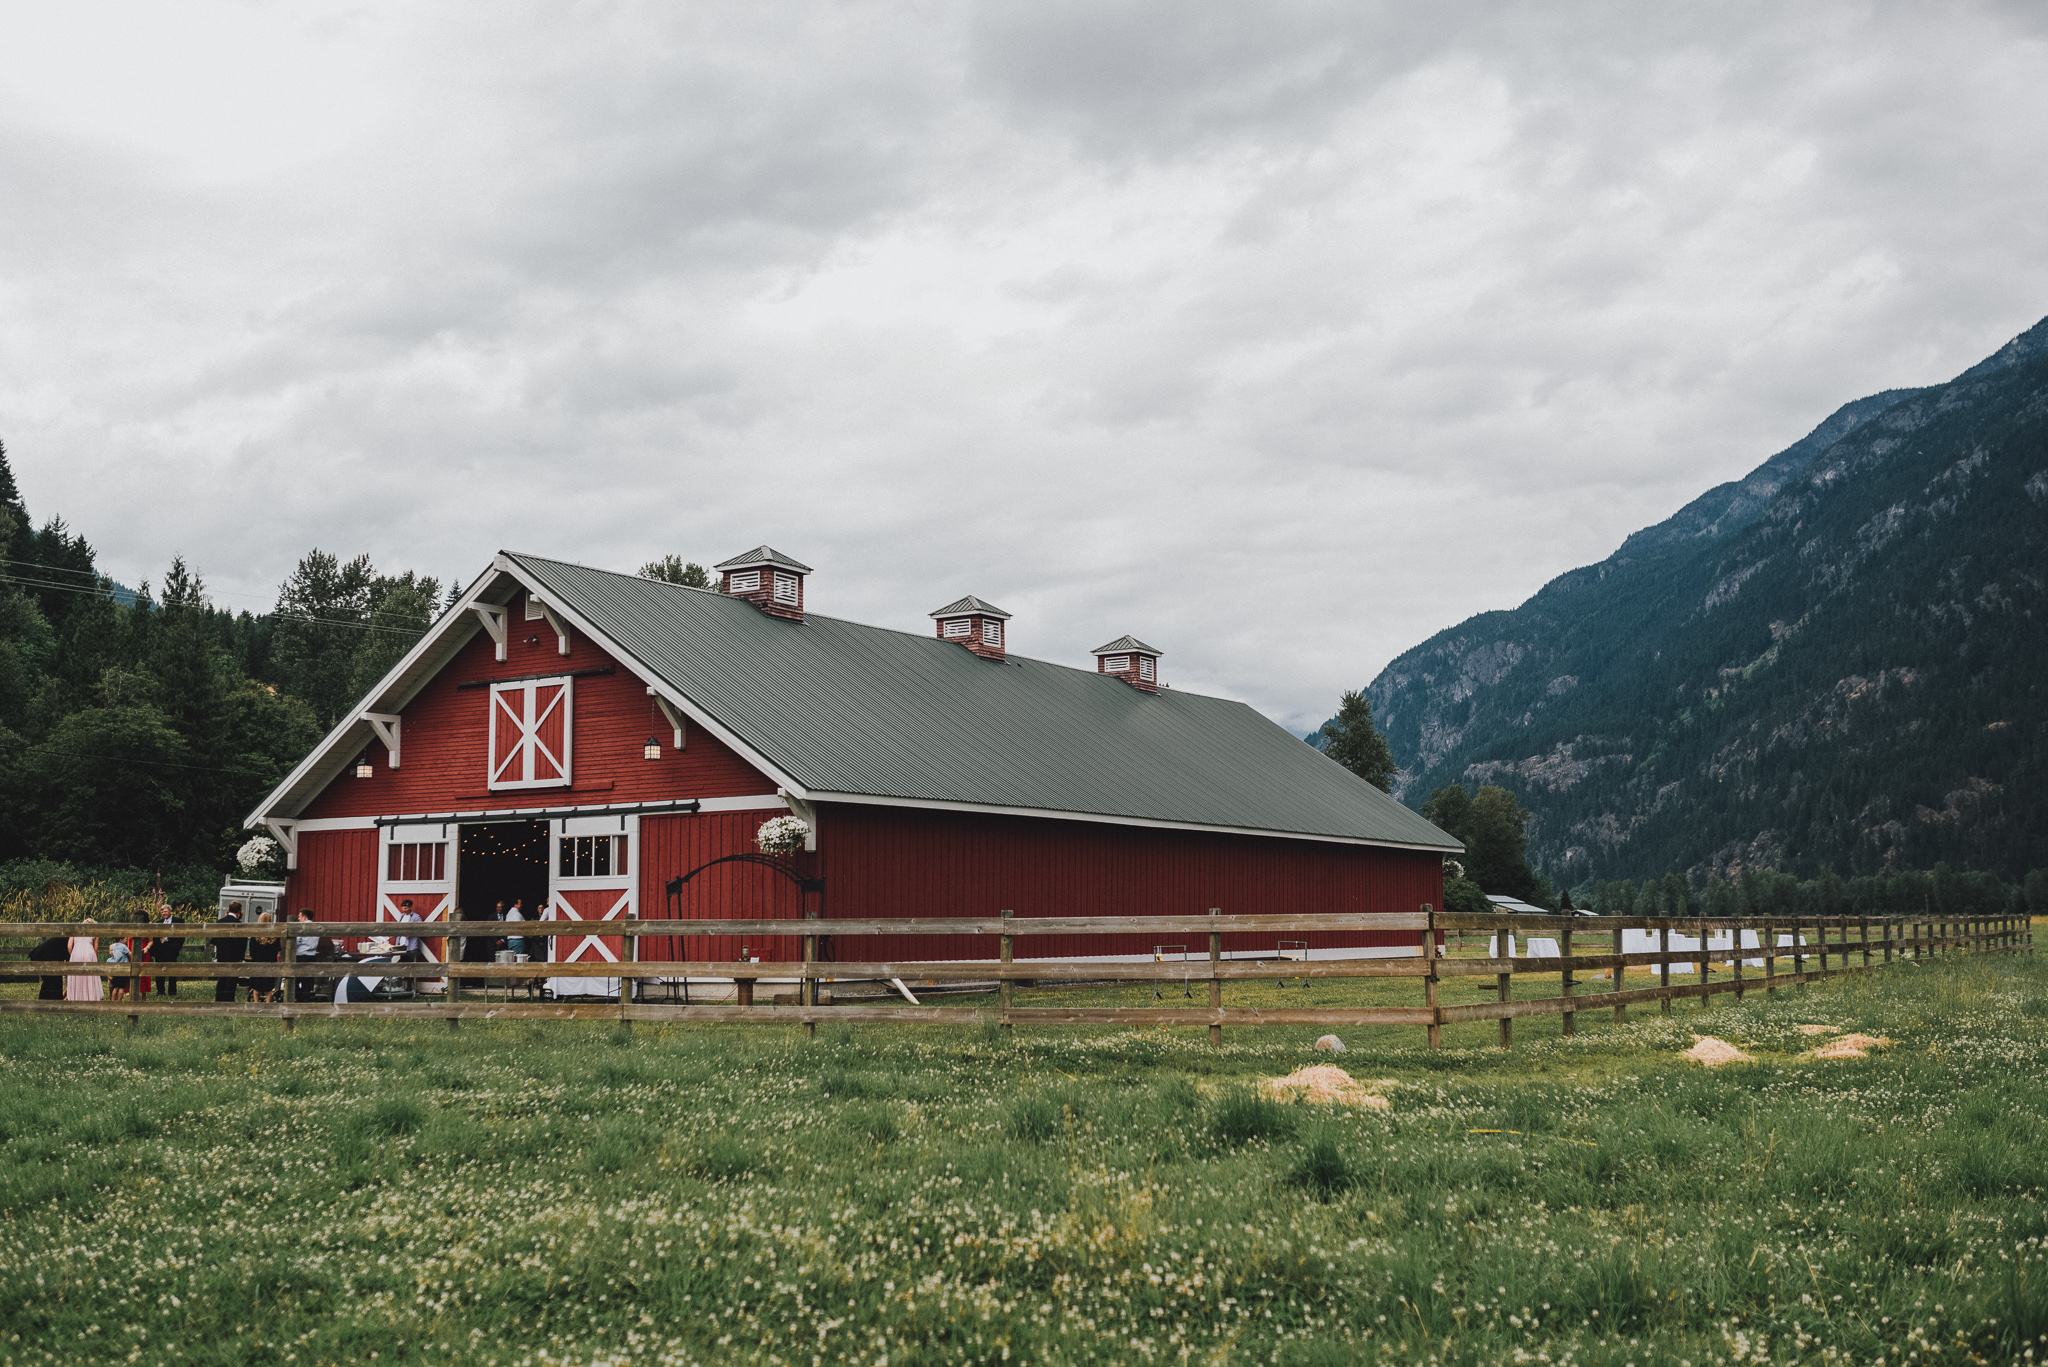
[715,545,812,622]
[1091,635,1162,692]
[930,595,1011,661]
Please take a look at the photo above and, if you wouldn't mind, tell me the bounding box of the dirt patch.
[1812,1033,1892,1060]
[1795,1024,1839,1036]
[1681,1036,1753,1067]
[1262,1066,1392,1109]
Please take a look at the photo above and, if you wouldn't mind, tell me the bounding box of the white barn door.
[544,814,638,999]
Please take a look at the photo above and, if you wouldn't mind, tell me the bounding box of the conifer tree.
[1319,690,1396,791]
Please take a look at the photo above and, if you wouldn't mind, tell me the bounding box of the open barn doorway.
[456,822,548,977]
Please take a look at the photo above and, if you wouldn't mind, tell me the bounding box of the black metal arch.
[663,853,822,915]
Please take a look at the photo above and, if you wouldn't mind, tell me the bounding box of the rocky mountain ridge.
[1359,316,2048,886]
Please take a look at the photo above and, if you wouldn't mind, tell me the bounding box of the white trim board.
[809,790,1461,854]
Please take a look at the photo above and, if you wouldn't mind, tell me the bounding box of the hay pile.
[1261,1066,1392,1109]
[1680,1036,1752,1067]
[1812,1033,1891,1060]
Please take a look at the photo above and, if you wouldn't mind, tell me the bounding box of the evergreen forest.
[0,444,454,905]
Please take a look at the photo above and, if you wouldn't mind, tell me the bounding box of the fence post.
[447,923,463,1029]
[999,909,1014,1038]
[1792,919,1805,984]
[282,932,297,1034]
[1612,921,1626,1022]
[1660,924,1672,1015]
[802,911,819,1040]
[1423,906,1441,1050]
[1698,919,1710,1007]
[1862,915,1871,969]
[1763,920,1775,996]
[1208,908,1223,1047]
[623,918,637,1036]
[1561,919,1575,1038]
[1732,921,1744,1002]
[1498,928,1513,1049]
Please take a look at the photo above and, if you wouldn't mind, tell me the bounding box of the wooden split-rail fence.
[0,909,2030,1048]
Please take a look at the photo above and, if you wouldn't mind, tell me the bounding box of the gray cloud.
[1,1,2045,732]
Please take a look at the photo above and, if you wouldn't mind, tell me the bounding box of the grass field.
[1,946,2043,1366]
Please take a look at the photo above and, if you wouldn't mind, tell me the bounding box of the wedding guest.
[504,896,528,957]
[29,933,68,1000]
[214,903,248,1002]
[147,906,185,997]
[65,919,105,1003]
[106,921,135,1001]
[246,912,283,1003]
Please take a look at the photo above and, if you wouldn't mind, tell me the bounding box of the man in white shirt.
[504,897,527,957]
[397,898,423,957]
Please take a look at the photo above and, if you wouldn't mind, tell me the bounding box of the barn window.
[559,834,628,879]
[942,619,969,637]
[524,594,546,620]
[773,571,799,604]
[488,676,573,790]
[386,842,447,882]
[1138,655,1154,681]
[981,620,1002,646]
[1105,655,1129,672]
[728,569,760,592]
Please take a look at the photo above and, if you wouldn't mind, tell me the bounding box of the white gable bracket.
[538,602,571,655]
[264,819,300,871]
[363,712,402,767]
[471,604,509,662]
[778,787,818,851]
[647,688,687,749]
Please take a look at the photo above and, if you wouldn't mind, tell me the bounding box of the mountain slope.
[1364,317,2048,885]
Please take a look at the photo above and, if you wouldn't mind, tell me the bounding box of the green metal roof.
[507,552,1460,850]
[714,545,813,573]
[930,594,1011,620]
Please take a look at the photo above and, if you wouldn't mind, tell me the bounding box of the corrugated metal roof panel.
[507,552,1460,851]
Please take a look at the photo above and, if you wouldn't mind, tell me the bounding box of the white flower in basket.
[236,835,284,876]
[1444,858,1465,880]
[756,815,809,855]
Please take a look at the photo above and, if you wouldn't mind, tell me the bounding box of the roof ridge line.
[506,550,1229,697]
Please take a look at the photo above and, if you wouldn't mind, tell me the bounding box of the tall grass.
[0,951,2040,1364]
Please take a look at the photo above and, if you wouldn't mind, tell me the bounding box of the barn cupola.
[930,595,1011,661]
[1091,635,1162,692]
[716,546,812,622]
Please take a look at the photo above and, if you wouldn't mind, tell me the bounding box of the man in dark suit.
[214,904,248,1002]
[148,908,186,997]
[28,935,67,1000]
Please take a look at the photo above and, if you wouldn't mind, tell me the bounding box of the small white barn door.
[489,677,573,790]
[545,814,637,999]
[376,828,454,987]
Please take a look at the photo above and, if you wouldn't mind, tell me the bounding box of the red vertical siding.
[299,624,774,819]
[637,812,806,963]
[817,804,1441,962]
[285,830,379,921]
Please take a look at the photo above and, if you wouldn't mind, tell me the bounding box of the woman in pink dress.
[65,919,105,1002]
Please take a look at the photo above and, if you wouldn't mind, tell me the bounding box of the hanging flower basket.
[756,816,809,855]
[236,835,286,879]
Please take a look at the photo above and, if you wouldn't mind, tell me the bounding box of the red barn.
[245,548,1457,993]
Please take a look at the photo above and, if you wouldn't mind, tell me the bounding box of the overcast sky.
[3,2,2045,732]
